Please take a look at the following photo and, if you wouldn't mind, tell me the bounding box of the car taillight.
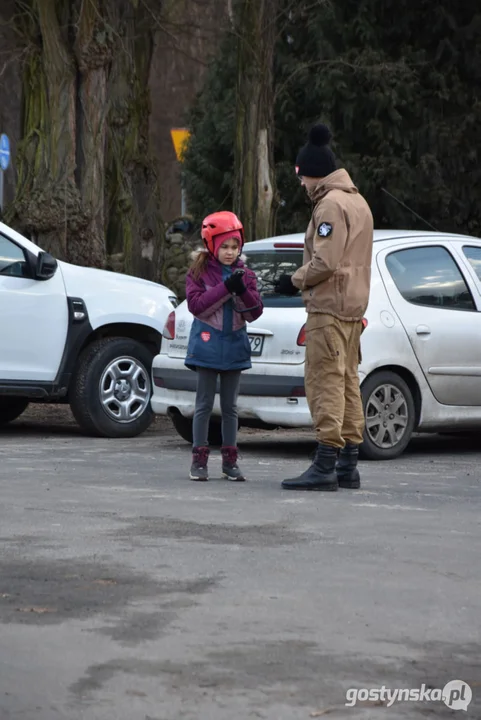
[362,317,368,332]
[297,324,306,346]
[163,311,176,339]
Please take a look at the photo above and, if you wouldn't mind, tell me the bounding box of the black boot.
[336,443,361,489]
[281,444,338,491]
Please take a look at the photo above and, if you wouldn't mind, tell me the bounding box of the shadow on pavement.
[238,431,481,459]
[1,405,171,439]
[2,403,480,459]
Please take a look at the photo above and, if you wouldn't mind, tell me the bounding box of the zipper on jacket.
[337,274,345,312]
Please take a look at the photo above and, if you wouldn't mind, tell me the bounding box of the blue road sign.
[0,134,10,171]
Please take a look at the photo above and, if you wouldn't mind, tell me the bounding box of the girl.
[185,211,263,482]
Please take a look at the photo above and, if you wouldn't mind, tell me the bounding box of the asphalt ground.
[0,405,480,719]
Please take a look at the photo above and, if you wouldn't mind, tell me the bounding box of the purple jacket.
[185,256,263,330]
[185,255,263,371]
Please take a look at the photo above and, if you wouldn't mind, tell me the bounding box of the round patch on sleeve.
[317,222,333,237]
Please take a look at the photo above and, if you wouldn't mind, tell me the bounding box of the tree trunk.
[105,0,165,280]
[8,0,164,278]
[9,0,80,258]
[72,0,113,267]
[233,0,278,243]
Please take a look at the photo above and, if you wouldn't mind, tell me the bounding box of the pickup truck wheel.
[0,398,29,426]
[169,411,223,446]
[70,337,154,438]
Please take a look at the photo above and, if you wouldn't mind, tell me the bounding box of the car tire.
[0,398,29,426]
[169,411,223,446]
[70,337,154,438]
[360,371,415,461]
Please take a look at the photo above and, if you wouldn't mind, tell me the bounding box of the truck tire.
[70,337,154,438]
[169,410,223,446]
[0,398,29,426]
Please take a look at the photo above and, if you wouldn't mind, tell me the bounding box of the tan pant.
[305,313,365,448]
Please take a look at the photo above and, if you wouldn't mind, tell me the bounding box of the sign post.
[0,133,11,214]
[170,128,190,216]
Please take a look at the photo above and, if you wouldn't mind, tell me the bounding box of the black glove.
[224,269,247,295]
[274,273,298,295]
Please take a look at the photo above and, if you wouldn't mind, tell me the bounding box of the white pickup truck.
[0,222,177,437]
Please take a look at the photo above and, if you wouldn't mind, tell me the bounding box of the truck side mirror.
[35,251,58,280]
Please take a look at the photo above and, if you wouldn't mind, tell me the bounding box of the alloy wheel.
[99,356,151,423]
[365,383,409,449]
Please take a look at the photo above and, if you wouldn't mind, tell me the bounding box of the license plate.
[248,334,264,356]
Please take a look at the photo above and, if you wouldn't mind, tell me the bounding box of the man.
[275,123,373,491]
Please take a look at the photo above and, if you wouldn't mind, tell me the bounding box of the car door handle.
[416,325,431,336]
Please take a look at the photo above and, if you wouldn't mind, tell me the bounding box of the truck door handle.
[416,325,431,335]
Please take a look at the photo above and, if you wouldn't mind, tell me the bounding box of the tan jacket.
[291,169,374,321]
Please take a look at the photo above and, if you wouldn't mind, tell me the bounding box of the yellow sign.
[171,128,190,161]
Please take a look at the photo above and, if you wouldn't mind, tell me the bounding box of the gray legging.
[193,369,241,447]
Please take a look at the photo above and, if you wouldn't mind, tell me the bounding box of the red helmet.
[201,211,244,255]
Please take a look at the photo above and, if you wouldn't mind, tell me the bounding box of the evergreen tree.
[181,35,237,225]
[183,0,481,237]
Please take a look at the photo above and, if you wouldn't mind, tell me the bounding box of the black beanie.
[296,123,337,178]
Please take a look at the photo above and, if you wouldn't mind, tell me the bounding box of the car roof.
[246,229,480,250]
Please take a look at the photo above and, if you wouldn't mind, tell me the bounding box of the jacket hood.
[309,168,358,203]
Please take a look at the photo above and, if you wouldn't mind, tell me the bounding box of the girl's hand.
[224,270,247,295]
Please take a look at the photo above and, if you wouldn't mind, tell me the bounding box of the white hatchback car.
[152,230,481,459]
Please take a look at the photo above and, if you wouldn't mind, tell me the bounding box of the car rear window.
[243,249,304,307]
